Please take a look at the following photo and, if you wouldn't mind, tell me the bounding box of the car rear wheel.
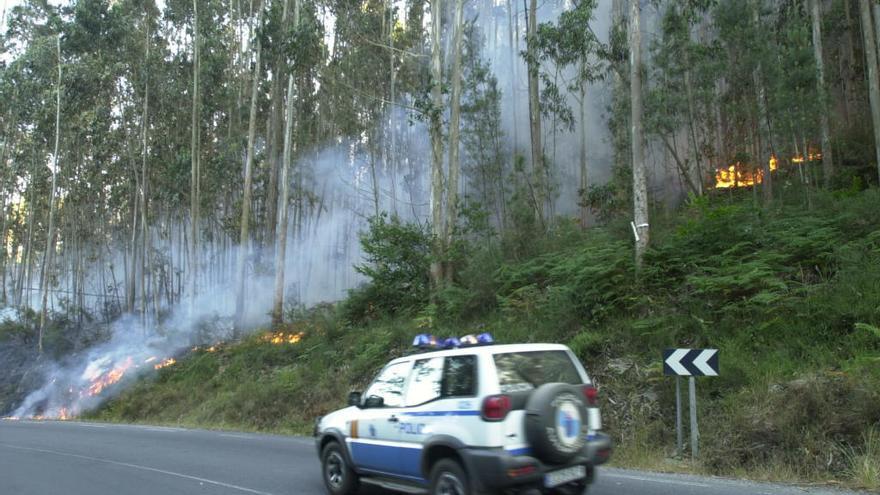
[321,442,359,495]
[429,459,470,495]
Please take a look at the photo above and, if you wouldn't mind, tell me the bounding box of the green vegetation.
[90,185,880,490]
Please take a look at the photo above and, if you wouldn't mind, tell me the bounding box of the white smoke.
[8,0,625,419]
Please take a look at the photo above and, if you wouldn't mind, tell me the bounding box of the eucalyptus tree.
[809,0,833,186]
[461,23,508,231]
[534,0,602,225]
[235,6,264,336]
[37,33,60,354]
[429,0,445,288]
[629,0,649,267]
[444,0,465,282]
[524,0,545,222]
[859,0,880,182]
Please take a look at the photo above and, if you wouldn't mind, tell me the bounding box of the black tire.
[429,459,470,495]
[524,383,590,465]
[321,442,359,495]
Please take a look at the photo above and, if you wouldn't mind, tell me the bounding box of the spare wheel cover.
[524,383,588,464]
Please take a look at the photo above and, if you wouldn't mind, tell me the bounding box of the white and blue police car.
[314,334,612,495]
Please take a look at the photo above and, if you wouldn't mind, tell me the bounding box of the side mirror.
[348,391,362,407]
[363,395,385,408]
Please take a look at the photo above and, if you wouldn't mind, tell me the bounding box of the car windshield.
[493,350,582,393]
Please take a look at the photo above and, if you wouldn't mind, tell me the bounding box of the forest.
[1,0,880,488]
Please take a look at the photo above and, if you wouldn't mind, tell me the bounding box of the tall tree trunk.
[444,0,464,282]
[272,74,295,326]
[810,0,834,187]
[38,35,62,354]
[388,0,398,216]
[874,3,880,61]
[234,11,263,336]
[141,23,151,328]
[578,87,589,228]
[507,0,519,156]
[860,0,880,182]
[18,159,38,308]
[752,2,773,204]
[429,0,445,290]
[629,0,649,268]
[190,0,201,313]
[684,67,704,196]
[526,0,544,222]
[841,1,856,127]
[265,0,290,263]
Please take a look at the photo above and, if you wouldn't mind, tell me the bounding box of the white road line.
[72,423,108,428]
[604,472,712,488]
[0,443,277,495]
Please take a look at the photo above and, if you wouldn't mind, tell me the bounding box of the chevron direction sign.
[663,349,719,376]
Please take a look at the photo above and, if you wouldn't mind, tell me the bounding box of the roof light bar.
[411,333,495,350]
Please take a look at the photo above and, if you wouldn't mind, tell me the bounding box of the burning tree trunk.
[629,0,649,268]
[38,34,62,354]
[235,9,263,336]
[859,0,880,182]
[809,0,834,187]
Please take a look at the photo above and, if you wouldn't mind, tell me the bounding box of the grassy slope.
[88,186,880,490]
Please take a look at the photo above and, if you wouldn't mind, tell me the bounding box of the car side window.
[442,355,477,397]
[364,361,412,408]
[404,357,444,406]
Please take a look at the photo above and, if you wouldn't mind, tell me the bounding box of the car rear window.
[493,350,582,393]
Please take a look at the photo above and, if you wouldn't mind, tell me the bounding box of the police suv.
[314,334,612,495]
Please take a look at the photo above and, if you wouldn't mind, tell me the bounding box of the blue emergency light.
[412,334,438,348]
[412,332,494,350]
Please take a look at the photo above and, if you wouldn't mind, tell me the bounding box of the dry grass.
[841,426,880,491]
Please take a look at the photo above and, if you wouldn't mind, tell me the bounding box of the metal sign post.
[664,348,718,460]
[675,376,683,457]
[689,376,699,458]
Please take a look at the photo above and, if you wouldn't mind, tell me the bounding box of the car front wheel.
[429,459,470,495]
[321,442,359,495]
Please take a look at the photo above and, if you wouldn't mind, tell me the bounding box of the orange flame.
[86,357,134,397]
[154,358,176,370]
[715,163,765,188]
[714,150,819,189]
[261,331,305,345]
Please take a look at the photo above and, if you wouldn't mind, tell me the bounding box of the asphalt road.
[0,419,866,495]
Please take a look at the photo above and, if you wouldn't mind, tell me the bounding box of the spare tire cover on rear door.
[524,383,589,464]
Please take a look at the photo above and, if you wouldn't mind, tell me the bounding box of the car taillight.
[481,394,511,421]
[583,385,598,407]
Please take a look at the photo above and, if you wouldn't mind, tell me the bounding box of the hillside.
[84,186,880,490]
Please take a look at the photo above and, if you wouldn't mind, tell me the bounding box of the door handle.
[388,415,399,423]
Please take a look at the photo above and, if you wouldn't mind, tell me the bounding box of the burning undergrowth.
[3,271,286,421]
[4,320,312,421]
[8,321,192,420]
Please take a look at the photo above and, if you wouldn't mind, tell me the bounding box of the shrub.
[344,214,430,321]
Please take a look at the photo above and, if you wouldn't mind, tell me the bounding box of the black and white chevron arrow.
[663,349,719,376]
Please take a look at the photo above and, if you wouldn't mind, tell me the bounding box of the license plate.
[544,465,586,488]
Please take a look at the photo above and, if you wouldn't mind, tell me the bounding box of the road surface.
[0,419,865,495]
